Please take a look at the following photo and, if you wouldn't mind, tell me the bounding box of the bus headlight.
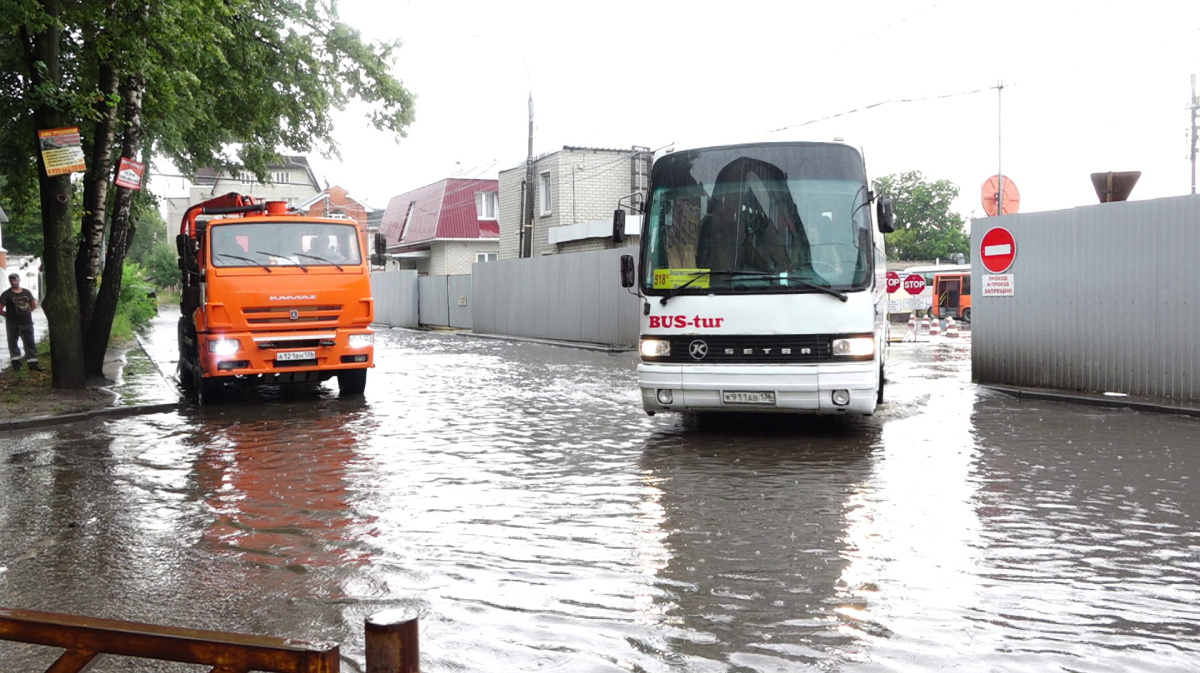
[832,337,874,357]
[640,338,671,358]
[348,333,374,348]
[208,338,239,356]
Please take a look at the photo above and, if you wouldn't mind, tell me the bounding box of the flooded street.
[3,308,1200,671]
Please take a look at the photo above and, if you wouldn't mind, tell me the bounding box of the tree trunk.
[20,6,87,389]
[84,75,145,375]
[77,62,119,335]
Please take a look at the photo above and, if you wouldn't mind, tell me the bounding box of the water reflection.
[958,396,1200,670]
[637,416,882,670]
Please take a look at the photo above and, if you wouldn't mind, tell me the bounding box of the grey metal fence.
[370,269,419,329]
[417,274,473,329]
[971,194,1200,401]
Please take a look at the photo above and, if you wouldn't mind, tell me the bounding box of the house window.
[476,252,497,263]
[539,172,552,216]
[477,191,498,219]
[237,171,254,185]
[274,171,289,184]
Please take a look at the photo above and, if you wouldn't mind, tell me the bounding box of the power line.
[768,85,994,133]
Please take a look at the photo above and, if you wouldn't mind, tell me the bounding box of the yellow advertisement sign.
[652,268,711,290]
[38,127,87,177]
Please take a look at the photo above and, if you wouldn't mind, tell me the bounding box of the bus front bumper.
[637,362,878,415]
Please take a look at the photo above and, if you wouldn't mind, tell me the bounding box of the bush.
[113,262,159,340]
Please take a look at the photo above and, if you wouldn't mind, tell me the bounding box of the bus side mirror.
[374,231,387,255]
[613,209,626,244]
[620,254,635,288]
[876,197,895,233]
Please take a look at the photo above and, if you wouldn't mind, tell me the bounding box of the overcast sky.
[158,1,1200,221]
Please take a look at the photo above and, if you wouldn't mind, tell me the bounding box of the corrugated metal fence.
[371,247,641,347]
[370,269,419,328]
[971,194,1200,401]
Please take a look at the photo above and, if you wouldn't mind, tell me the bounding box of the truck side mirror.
[374,231,387,255]
[612,209,626,244]
[876,196,895,233]
[176,234,198,274]
[620,254,635,288]
[371,253,385,267]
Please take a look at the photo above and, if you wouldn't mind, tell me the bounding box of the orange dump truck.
[175,193,384,403]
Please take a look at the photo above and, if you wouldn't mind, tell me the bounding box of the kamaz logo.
[269,295,316,301]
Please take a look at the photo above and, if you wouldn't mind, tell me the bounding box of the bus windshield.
[640,143,873,295]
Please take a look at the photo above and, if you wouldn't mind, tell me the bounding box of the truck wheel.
[876,363,885,405]
[195,368,224,405]
[337,369,367,396]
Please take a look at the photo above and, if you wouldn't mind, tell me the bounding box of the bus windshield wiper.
[659,269,774,305]
[255,250,309,272]
[784,277,848,302]
[216,253,272,272]
[293,251,343,271]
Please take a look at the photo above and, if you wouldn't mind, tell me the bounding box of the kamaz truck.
[176,193,383,403]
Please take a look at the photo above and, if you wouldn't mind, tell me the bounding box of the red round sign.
[980,226,1016,273]
[886,271,901,293]
[902,273,926,295]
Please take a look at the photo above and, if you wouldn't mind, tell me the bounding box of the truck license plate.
[276,350,315,362]
[722,391,776,405]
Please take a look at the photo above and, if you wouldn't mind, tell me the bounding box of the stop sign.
[886,271,901,293]
[980,227,1017,273]
[903,273,926,295]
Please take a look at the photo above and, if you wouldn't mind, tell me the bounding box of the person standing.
[0,272,42,371]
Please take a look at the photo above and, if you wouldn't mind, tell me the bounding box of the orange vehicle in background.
[932,271,971,322]
[176,193,385,403]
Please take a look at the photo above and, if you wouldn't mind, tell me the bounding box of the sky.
[155,1,1200,223]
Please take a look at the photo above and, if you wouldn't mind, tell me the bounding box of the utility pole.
[996,79,1005,213]
[1190,74,1197,195]
[522,93,535,258]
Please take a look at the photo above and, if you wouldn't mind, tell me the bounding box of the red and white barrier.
[929,317,941,337]
[945,317,959,338]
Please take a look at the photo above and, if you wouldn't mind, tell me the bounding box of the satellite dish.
[981,175,1020,216]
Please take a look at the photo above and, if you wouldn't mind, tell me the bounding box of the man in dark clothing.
[0,272,42,371]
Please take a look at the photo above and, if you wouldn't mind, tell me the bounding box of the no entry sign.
[902,274,926,295]
[980,227,1016,273]
[886,271,901,293]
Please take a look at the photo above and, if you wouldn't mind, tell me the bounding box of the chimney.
[1090,171,1141,203]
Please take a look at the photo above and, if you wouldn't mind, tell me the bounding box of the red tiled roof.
[379,178,499,248]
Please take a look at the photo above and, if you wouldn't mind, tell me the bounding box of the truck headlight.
[348,333,374,348]
[208,338,239,355]
[832,337,874,357]
[640,338,670,358]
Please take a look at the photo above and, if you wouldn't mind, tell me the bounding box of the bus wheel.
[338,369,367,396]
[962,308,971,323]
[876,363,885,405]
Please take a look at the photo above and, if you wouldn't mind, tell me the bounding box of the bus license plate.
[723,391,776,405]
[276,350,315,362]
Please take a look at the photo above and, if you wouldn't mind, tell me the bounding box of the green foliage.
[126,205,178,288]
[0,176,43,255]
[112,261,158,340]
[874,171,970,262]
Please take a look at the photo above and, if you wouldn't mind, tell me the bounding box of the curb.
[984,386,1200,418]
[1,401,181,434]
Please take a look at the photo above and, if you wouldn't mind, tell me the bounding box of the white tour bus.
[618,141,895,415]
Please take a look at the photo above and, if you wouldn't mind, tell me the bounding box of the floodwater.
[2,309,1199,672]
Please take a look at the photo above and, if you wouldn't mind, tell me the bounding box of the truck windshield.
[210,221,362,268]
[640,143,873,295]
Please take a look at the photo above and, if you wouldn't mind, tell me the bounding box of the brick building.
[297,185,372,227]
[498,146,650,258]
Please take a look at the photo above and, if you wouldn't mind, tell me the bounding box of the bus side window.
[962,275,970,295]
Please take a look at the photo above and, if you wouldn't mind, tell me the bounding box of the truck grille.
[242,305,342,325]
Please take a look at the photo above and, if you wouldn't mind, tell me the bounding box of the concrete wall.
[971,194,1200,401]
